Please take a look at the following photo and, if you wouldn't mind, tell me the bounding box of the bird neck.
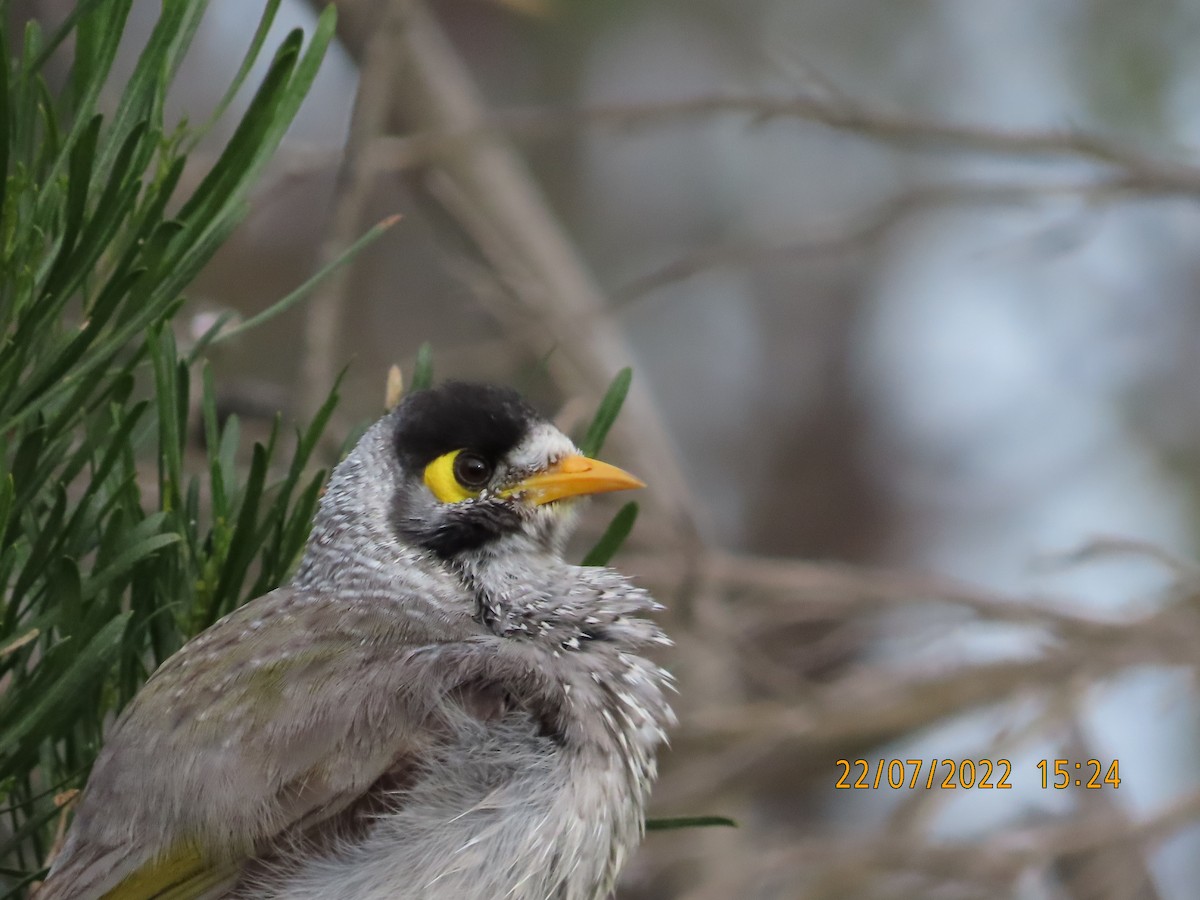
[292,424,416,591]
[453,544,667,654]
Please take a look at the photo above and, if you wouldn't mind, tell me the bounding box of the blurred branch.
[739,789,1200,899]
[490,95,1200,192]
[320,0,707,563]
[611,180,1126,303]
[681,629,1175,748]
[254,84,1200,313]
[626,549,1142,636]
[667,787,1200,900]
[299,0,406,422]
[313,93,1200,195]
[1052,725,1159,900]
[252,147,1124,311]
[629,548,1200,756]
[662,555,1111,737]
[256,109,1200,196]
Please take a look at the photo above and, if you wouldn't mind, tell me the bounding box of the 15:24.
[1037,758,1121,789]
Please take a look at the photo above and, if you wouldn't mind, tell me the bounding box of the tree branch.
[299,0,407,421]
[322,0,707,561]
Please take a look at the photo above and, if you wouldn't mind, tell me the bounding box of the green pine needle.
[579,367,632,458]
[581,502,638,567]
[207,214,400,351]
[646,816,738,831]
[411,342,435,392]
[0,3,343,889]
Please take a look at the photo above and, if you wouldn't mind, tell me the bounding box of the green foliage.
[578,365,631,458]
[578,368,639,566]
[0,2,336,891]
[411,341,435,392]
[208,214,400,351]
[645,816,737,831]
[573,369,636,567]
[582,501,638,567]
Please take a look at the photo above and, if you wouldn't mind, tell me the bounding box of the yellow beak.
[502,455,645,506]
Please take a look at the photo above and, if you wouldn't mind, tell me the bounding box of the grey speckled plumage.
[39,383,675,900]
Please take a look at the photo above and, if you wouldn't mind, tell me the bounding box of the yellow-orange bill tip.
[503,455,645,506]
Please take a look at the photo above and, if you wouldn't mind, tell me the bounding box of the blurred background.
[17,0,1200,897]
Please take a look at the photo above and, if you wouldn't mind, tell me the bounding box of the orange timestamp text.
[1037,758,1120,789]
[835,758,1013,790]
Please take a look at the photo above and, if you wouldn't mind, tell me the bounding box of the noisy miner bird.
[39,381,675,900]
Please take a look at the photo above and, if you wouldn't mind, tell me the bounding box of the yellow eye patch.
[423,450,482,504]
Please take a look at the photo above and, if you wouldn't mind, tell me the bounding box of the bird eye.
[423,450,493,503]
[453,451,493,489]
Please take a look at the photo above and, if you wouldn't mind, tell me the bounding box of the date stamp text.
[834,758,1122,790]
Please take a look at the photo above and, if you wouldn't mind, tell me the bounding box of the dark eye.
[453,451,493,489]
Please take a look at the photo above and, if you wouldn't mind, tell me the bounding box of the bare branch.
[611,179,1136,303]
[488,95,1200,194]
[322,0,707,563]
[299,0,406,421]
[356,93,1200,197]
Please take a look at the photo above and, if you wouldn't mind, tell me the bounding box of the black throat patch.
[403,500,524,558]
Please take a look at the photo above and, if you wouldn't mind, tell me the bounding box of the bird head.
[300,382,643,577]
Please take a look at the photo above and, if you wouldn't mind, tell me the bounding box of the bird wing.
[99,846,237,900]
[39,584,511,900]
